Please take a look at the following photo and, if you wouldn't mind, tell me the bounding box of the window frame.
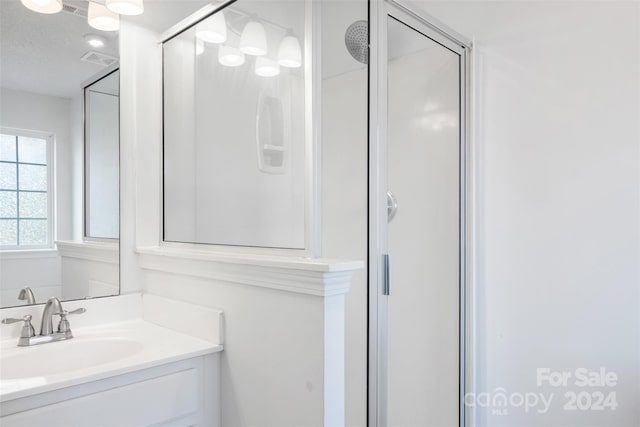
[0,127,55,250]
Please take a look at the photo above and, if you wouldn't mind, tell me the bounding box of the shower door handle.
[382,253,391,296]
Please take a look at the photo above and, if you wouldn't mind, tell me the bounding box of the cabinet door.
[1,369,198,427]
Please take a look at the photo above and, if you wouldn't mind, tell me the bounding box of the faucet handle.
[1,315,30,324]
[1,315,36,338]
[54,308,87,316]
[53,307,87,317]
[54,308,86,334]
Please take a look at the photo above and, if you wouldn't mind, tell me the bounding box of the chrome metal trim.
[368,0,390,425]
[388,0,472,49]
[382,254,390,296]
[369,2,473,426]
[386,190,397,222]
[159,0,237,43]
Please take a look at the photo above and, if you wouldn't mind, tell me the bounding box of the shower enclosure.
[368,2,471,426]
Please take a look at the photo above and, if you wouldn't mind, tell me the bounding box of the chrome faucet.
[1,297,86,346]
[18,287,36,305]
[40,297,63,335]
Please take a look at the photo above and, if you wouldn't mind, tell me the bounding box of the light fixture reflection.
[85,34,107,48]
[218,45,245,67]
[255,57,280,77]
[88,2,120,32]
[105,0,144,16]
[240,21,267,56]
[20,0,62,14]
[195,12,227,44]
[277,35,301,68]
[195,39,204,56]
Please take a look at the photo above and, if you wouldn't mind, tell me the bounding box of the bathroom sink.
[0,320,222,402]
[0,338,144,380]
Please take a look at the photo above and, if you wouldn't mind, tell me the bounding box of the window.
[0,131,53,249]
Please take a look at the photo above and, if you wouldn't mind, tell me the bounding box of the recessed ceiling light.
[85,34,107,48]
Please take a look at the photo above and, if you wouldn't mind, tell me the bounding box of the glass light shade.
[255,57,280,77]
[195,12,227,44]
[218,45,245,67]
[195,39,204,56]
[105,0,143,16]
[20,0,62,14]
[239,21,267,56]
[88,2,120,32]
[277,36,301,68]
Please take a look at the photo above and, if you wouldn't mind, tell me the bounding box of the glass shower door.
[385,14,462,427]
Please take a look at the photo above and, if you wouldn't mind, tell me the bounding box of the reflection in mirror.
[85,69,120,240]
[0,0,120,308]
[163,1,306,249]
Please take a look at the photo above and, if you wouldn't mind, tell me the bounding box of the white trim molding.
[136,246,363,297]
[0,249,58,260]
[56,240,119,265]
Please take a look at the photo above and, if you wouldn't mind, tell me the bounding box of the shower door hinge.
[382,253,390,296]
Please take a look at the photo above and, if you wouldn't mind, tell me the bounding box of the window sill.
[0,248,58,260]
[56,240,119,264]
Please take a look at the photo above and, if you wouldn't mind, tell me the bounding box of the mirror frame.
[157,0,321,257]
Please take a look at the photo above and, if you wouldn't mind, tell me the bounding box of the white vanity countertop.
[0,319,222,402]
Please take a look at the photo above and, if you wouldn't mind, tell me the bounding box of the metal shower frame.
[367,1,474,426]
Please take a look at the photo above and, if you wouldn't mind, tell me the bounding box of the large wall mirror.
[163,0,307,250]
[0,0,119,308]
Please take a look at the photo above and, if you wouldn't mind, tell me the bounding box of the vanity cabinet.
[0,354,219,427]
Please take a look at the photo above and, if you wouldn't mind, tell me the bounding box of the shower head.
[345,20,368,64]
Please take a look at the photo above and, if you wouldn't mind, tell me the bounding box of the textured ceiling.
[0,0,434,99]
[0,0,119,99]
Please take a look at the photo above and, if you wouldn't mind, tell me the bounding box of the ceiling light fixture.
[277,35,302,68]
[20,0,62,14]
[105,0,143,16]
[88,2,120,32]
[218,45,245,67]
[195,11,227,44]
[85,34,107,48]
[240,21,267,56]
[255,57,280,77]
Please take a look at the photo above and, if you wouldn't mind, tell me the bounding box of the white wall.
[418,1,640,426]
[322,68,368,427]
[57,241,119,301]
[86,90,119,239]
[0,252,61,307]
[320,2,369,425]
[70,93,84,241]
